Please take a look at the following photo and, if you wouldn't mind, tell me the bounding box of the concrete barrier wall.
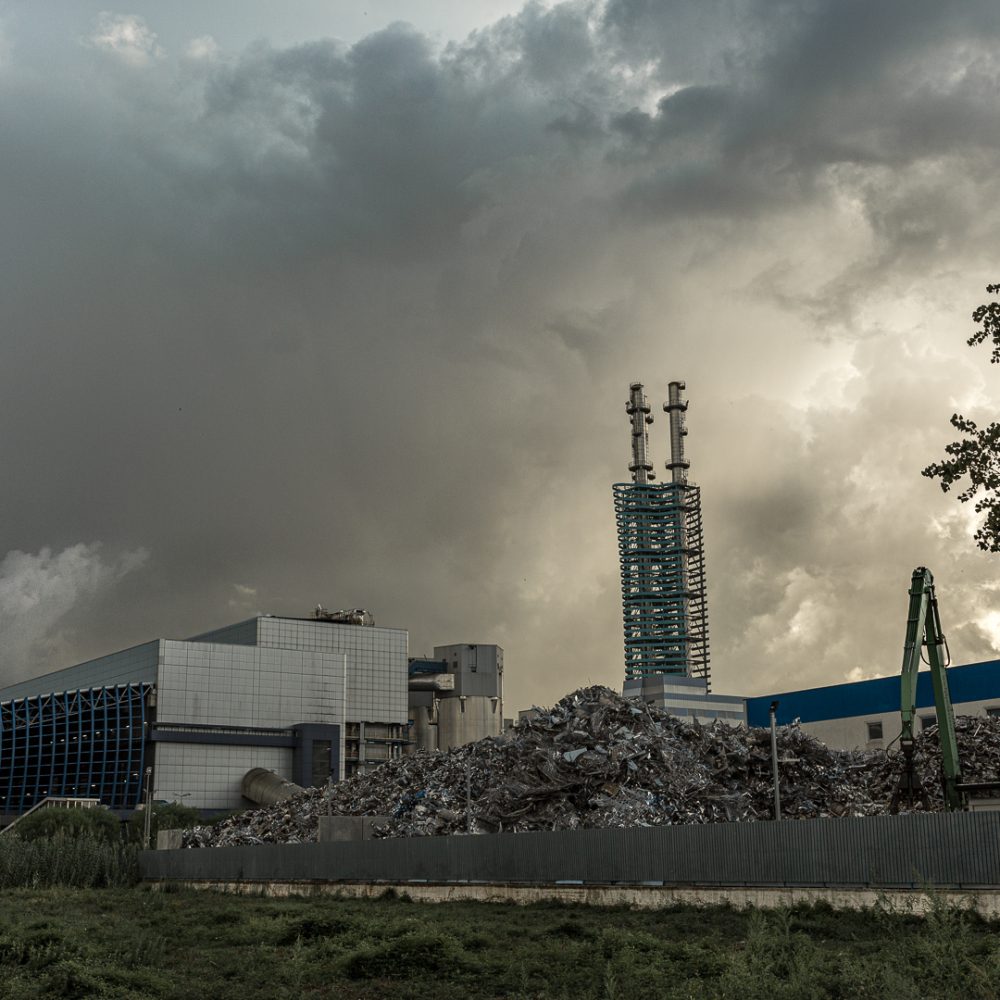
[140,811,1000,890]
[154,881,1000,919]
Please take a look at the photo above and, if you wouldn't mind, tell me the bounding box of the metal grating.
[0,683,151,814]
[614,482,709,683]
[142,813,1000,890]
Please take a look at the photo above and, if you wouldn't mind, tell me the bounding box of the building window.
[919,715,936,731]
[867,721,883,741]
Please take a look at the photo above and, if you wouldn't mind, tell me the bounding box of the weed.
[550,918,594,939]
[276,915,351,944]
[0,836,138,889]
[0,889,998,1000]
[112,929,167,969]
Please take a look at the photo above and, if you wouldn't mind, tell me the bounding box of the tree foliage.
[125,801,203,846]
[923,284,1000,552]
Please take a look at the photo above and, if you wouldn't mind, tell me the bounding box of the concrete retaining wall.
[150,880,1000,918]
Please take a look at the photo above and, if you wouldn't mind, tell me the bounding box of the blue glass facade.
[614,482,709,683]
[0,683,151,814]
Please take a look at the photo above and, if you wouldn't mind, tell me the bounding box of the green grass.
[0,888,998,999]
[0,836,137,889]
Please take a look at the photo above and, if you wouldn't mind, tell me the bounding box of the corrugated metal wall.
[141,812,1000,889]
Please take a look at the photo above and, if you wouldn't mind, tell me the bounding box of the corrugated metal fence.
[140,812,1000,889]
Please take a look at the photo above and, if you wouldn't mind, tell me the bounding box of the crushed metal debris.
[182,686,1000,848]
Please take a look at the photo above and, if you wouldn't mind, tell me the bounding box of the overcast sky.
[3,1,1000,711]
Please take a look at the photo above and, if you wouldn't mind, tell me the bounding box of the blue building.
[746,659,1000,749]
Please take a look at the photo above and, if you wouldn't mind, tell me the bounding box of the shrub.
[341,930,470,980]
[12,807,121,843]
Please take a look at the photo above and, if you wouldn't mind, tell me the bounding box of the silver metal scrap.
[182,687,1000,847]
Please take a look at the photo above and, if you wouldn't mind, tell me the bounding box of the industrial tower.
[613,381,710,686]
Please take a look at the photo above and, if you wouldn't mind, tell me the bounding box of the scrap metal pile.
[183,686,1000,848]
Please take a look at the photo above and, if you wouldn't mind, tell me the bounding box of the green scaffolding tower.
[614,382,709,685]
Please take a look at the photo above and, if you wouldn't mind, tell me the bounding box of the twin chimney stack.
[625,380,690,485]
[614,380,709,686]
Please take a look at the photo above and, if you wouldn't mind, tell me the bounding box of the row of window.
[867,707,1000,741]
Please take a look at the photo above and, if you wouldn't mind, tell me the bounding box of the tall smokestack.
[625,382,655,484]
[614,377,710,688]
[664,380,690,485]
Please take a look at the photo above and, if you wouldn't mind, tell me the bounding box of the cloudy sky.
[3,0,1000,711]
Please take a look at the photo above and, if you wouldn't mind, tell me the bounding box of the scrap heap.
[183,686,1000,848]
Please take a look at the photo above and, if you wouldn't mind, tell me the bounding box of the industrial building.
[0,609,411,821]
[0,608,511,822]
[618,657,1000,746]
[623,673,746,724]
[746,658,1000,750]
[407,643,504,752]
[615,380,710,711]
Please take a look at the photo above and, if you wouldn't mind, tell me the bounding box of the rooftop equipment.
[313,606,375,627]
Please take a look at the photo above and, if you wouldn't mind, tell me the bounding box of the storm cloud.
[3,1,1000,708]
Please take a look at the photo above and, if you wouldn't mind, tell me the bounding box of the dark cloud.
[2,2,1000,708]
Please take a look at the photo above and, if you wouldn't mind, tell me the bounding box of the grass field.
[0,886,999,999]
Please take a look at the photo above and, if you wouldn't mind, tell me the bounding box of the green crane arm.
[894,567,964,811]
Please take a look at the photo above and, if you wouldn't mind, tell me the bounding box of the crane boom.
[891,567,964,812]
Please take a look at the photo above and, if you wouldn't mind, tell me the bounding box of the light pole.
[769,701,781,822]
[142,767,153,848]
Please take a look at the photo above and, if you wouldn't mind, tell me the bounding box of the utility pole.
[769,701,781,821]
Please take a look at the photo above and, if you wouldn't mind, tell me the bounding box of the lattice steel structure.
[0,683,151,814]
[615,381,710,684]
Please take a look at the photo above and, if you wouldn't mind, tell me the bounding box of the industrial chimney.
[625,383,655,484]
[612,378,710,687]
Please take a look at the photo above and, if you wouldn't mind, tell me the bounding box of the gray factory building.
[623,674,747,724]
[407,644,504,752]
[0,610,409,819]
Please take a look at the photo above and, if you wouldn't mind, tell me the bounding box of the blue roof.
[746,658,1000,727]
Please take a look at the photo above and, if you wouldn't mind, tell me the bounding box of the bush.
[341,930,471,980]
[12,807,121,844]
[127,802,203,846]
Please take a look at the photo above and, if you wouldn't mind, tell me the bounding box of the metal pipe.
[466,765,472,834]
[342,653,348,781]
[770,701,781,822]
[625,383,654,484]
[241,768,304,806]
[407,674,456,691]
[663,381,690,485]
[142,766,153,848]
